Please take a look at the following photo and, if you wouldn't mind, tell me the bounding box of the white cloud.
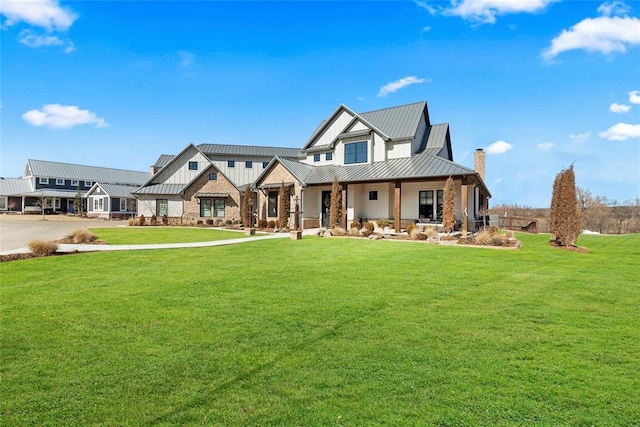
[178,50,195,68]
[19,31,63,48]
[597,1,631,17]
[629,90,640,104]
[542,2,640,60]
[537,142,554,151]
[0,0,77,31]
[486,140,513,154]
[22,104,108,129]
[443,0,557,24]
[610,103,631,113]
[377,76,429,98]
[598,122,640,140]
[414,1,437,15]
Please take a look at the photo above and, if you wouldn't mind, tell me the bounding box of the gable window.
[418,190,444,221]
[326,153,333,161]
[313,153,320,162]
[209,173,217,180]
[344,141,367,164]
[263,161,269,168]
[56,179,64,186]
[245,161,253,168]
[369,191,378,201]
[228,160,235,168]
[156,199,168,217]
[39,178,49,184]
[71,180,79,186]
[200,199,212,217]
[268,191,278,217]
[188,161,198,170]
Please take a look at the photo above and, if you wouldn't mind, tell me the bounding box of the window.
[55,199,61,209]
[418,190,444,220]
[263,161,269,168]
[209,173,217,180]
[268,191,278,217]
[245,161,252,168]
[188,161,198,170]
[128,199,137,212]
[39,178,49,184]
[85,181,93,187]
[71,180,79,186]
[214,199,225,217]
[313,153,320,162]
[56,179,64,186]
[0,197,7,210]
[200,199,212,217]
[344,141,367,164]
[120,199,127,211]
[93,197,104,211]
[369,191,378,201]
[228,160,235,168]
[156,199,168,217]
[326,153,333,161]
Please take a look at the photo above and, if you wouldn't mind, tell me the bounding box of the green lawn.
[90,227,250,244]
[2,233,639,425]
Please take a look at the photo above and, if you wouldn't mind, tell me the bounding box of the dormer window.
[326,153,333,161]
[344,141,367,164]
[313,154,320,162]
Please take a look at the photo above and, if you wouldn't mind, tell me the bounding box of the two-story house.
[253,101,491,232]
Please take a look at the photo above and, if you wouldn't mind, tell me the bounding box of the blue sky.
[1,0,639,207]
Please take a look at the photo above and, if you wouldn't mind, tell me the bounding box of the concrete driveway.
[0,215,126,253]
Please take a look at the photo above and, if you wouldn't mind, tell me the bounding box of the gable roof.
[198,143,301,158]
[87,182,139,198]
[302,101,427,151]
[0,177,32,196]
[24,159,151,185]
[152,154,175,169]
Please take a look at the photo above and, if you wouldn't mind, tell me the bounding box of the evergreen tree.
[442,176,455,233]
[277,183,289,229]
[549,165,581,246]
[329,177,341,229]
[242,186,252,227]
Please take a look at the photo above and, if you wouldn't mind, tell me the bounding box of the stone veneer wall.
[182,166,241,224]
[256,163,302,225]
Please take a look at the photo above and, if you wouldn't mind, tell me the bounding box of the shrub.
[127,218,138,226]
[225,220,232,226]
[475,228,509,246]
[377,219,394,229]
[150,215,157,226]
[350,221,361,229]
[206,219,214,225]
[28,239,58,257]
[138,215,145,226]
[162,215,169,225]
[196,220,203,225]
[406,223,416,235]
[71,229,97,244]
[267,220,276,228]
[258,219,268,228]
[423,226,439,238]
[363,222,375,232]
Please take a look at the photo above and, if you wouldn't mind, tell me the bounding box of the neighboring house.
[252,101,491,232]
[85,183,139,219]
[135,143,301,224]
[0,159,151,215]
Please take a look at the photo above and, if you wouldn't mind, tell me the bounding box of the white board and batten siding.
[309,110,355,149]
[138,197,183,217]
[410,114,428,154]
[152,148,209,185]
[210,159,269,187]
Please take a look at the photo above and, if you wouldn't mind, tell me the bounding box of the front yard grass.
[90,227,250,244]
[1,233,639,425]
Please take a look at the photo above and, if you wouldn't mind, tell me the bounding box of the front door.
[321,191,331,227]
[67,199,75,213]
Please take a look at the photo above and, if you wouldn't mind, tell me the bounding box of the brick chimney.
[474,148,485,182]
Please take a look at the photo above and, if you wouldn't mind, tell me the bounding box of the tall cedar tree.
[442,176,456,233]
[329,177,341,229]
[549,165,581,246]
[242,187,252,227]
[277,183,289,229]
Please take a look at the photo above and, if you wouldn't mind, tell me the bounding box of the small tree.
[442,176,455,234]
[74,185,83,216]
[329,176,341,229]
[549,165,580,246]
[277,182,289,229]
[242,186,253,228]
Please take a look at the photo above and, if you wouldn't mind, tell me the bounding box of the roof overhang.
[194,192,230,198]
[258,182,295,190]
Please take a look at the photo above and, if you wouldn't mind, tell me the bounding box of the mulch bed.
[548,241,589,253]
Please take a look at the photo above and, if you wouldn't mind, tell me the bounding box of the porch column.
[461,183,468,237]
[394,181,401,233]
[341,184,348,229]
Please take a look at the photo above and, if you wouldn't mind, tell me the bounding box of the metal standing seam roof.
[0,178,33,195]
[133,183,186,195]
[92,183,140,198]
[152,154,175,168]
[26,159,151,185]
[359,101,426,140]
[198,144,302,158]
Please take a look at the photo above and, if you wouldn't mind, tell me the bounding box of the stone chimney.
[150,165,158,174]
[474,148,485,182]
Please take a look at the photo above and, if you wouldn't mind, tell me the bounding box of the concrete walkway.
[0,229,321,256]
